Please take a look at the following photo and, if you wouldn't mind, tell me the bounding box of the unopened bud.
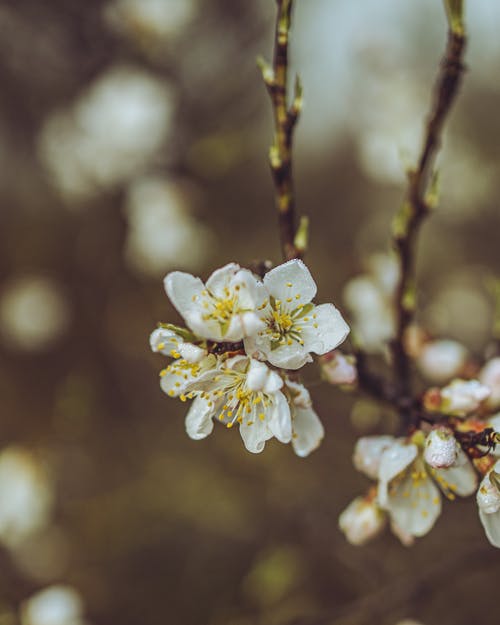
[424,427,458,468]
[417,339,467,384]
[338,493,385,546]
[440,379,490,416]
[321,350,357,386]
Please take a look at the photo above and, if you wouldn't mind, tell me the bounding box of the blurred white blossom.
[479,357,500,409]
[440,379,490,417]
[0,447,54,549]
[320,350,357,386]
[343,253,398,353]
[124,176,211,276]
[416,339,467,384]
[105,0,196,44]
[39,66,175,201]
[0,277,70,351]
[20,586,85,625]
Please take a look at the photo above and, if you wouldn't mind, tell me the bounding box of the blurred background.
[1,0,500,624]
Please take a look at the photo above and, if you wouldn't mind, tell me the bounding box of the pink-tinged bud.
[417,339,467,384]
[440,379,490,416]
[338,494,386,546]
[321,351,357,386]
[353,435,395,479]
[424,427,458,468]
[479,357,500,409]
[422,387,442,412]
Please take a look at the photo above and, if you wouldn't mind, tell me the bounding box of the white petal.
[229,268,263,310]
[266,341,311,370]
[477,471,500,514]
[285,378,312,409]
[183,309,222,341]
[185,397,214,440]
[239,415,272,454]
[263,259,317,303]
[268,392,292,444]
[225,311,265,342]
[378,442,418,508]
[177,343,206,363]
[149,327,182,355]
[479,508,500,548]
[300,303,350,355]
[164,271,205,325]
[353,435,395,480]
[378,442,418,484]
[432,448,478,497]
[388,466,442,537]
[292,405,324,457]
[246,359,269,391]
[390,520,416,547]
[205,263,239,298]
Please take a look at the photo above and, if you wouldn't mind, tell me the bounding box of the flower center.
[200,367,272,428]
[266,299,308,348]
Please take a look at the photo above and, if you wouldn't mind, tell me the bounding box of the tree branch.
[391,3,467,400]
[259,0,303,261]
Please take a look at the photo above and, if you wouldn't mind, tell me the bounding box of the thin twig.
[259,0,303,261]
[391,5,466,405]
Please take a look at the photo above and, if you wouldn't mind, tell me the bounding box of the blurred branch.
[391,1,467,400]
[259,0,303,261]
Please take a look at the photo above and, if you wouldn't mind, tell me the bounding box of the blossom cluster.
[150,259,349,455]
[339,362,500,548]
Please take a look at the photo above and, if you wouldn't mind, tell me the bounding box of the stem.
[259,0,303,261]
[391,10,467,401]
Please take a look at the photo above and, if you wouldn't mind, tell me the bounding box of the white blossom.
[150,326,206,363]
[440,379,490,416]
[343,253,398,354]
[416,339,467,384]
[244,259,349,370]
[164,355,292,454]
[479,357,500,409]
[377,434,477,542]
[165,263,265,343]
[477,462,500,548]
[285,379,324,457]
[338,493,386,546]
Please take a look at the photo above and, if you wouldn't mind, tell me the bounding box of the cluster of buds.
[150,260,349,455]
